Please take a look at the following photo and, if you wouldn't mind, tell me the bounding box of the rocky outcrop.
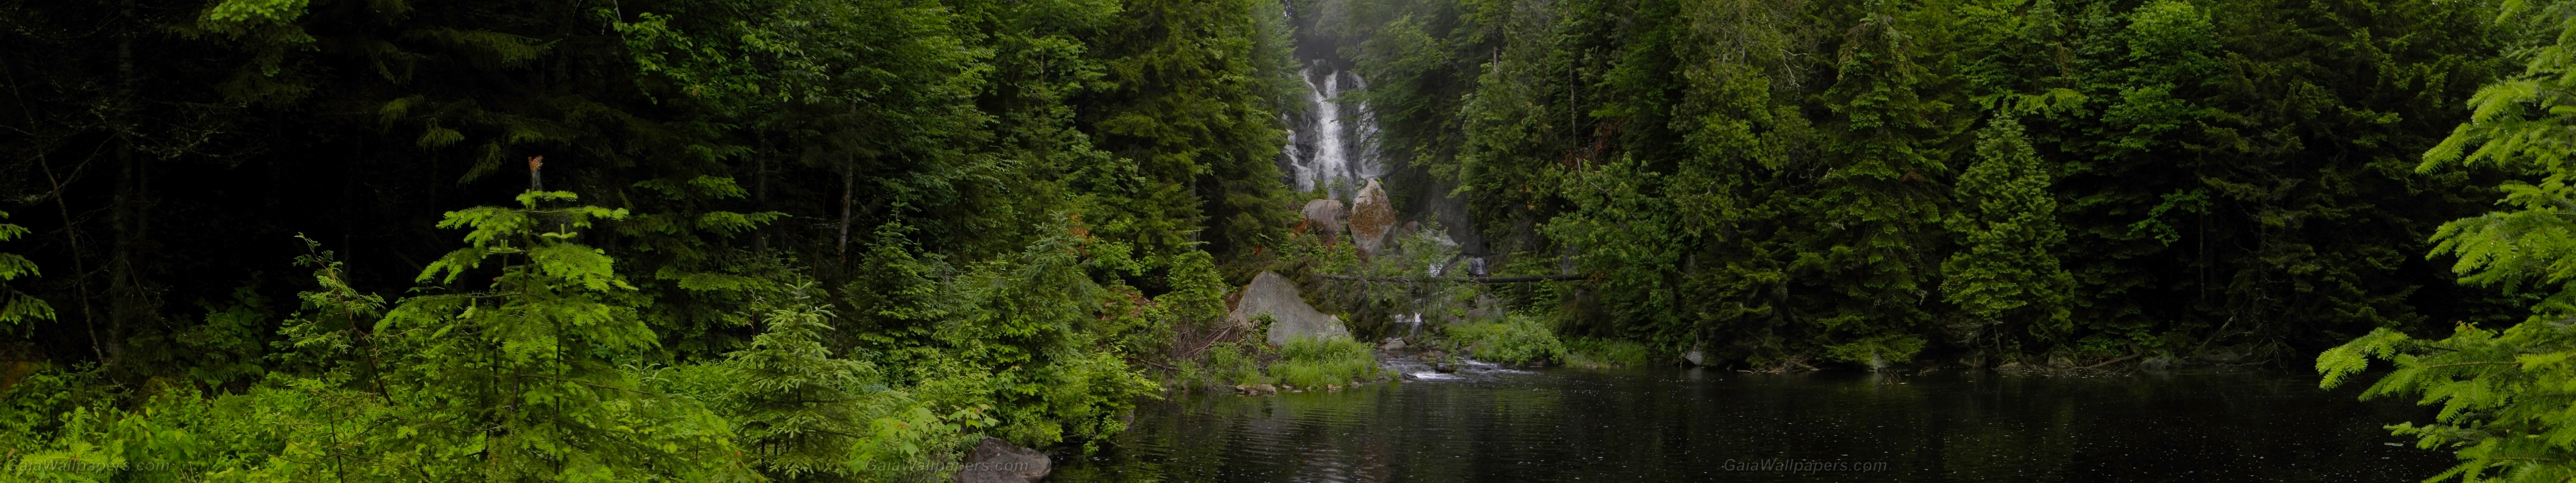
[1349,179,1396,255]
[953,437,1049,483]
[1300,199,1347,242]
[1232,271,1351,345]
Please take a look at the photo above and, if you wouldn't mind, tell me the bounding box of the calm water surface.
[1053,368,2448,482]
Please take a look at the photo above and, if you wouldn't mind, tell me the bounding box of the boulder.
[1381,338,1407,351]
[953,436,1049,483]
[1683,349,1706,366]
[1300,199,1348,242]
[2139,355,2179,371]
[1232,271,1352,345]
[1349,179,1396,255]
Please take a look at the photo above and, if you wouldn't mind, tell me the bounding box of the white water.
[1289,61,1383,199]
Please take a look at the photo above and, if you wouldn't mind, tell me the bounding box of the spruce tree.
[729,282,870,482]
[1942,116,2073,348]
[1805,5,1958,365]
[378,191,746,482]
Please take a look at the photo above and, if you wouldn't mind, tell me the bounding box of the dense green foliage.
[0,0,1297,478]
[1445,314,1567,365]
[1316,0,2524,368]
[2319,0,2576,480]
[4,0,2575,478]
[1267,336,1380,388]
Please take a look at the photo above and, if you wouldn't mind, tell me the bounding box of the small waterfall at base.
[1288,60,1383,199]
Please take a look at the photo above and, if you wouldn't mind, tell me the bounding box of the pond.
[1051,367,2448,482]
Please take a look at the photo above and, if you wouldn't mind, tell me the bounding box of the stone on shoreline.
[1232,271,1352,345]
[953,436,1049,483]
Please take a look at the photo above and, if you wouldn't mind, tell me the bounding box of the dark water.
[1052,367,2450,482]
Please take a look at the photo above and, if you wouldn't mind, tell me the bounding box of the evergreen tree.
[1801,4,1959,365]
[2322,1,2576,481]
[1942,116,2073,349]
[379,191,743,481]
[729,282,869,482]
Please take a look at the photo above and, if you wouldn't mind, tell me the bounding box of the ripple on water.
[1059,368,2449,483]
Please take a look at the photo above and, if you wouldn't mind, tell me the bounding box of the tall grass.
[1445,314,1565,364]
[1269,337,1378,387]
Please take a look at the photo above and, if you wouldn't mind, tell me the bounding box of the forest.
[7,0,2576,480]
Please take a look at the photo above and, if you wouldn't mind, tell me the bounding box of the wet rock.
[2198,347,2243,363]
[2140,355,2179,371]
[954,436,1049,483]
[1350,179,1396,255]
[1466,294,1504,322]
[1301,199,1348,241]
[1381,338,1407,351]
[1232,271,1352,345]
[1683,349,1706,366]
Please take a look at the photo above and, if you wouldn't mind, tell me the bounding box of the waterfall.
[1288,60,1383,199]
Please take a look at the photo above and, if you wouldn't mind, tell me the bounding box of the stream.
[1052,366,2448,482]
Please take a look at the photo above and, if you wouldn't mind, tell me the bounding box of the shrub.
[1446,314,1566,365]
[1267,337,1377,387]
[1205,340,1268,387]
[1825,334,1928,369]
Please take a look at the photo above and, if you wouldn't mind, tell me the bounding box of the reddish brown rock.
[1349,179,1396,255]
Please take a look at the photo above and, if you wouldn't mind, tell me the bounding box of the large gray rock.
[1232,271,1351,345]
[1300,199,1347,242]
[953,436,1049,483]
[1350,179,1396,255]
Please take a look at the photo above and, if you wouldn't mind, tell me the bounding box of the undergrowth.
[1563,338,1649,368]
[1446,314,1565,365]
[1268,337,1377,387]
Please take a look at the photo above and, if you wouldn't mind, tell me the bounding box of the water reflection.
[1055,368,2445,482]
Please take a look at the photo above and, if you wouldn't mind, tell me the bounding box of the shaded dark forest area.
[7,0,2576,480]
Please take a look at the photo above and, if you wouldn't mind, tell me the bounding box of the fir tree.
[1942,116,2073,348]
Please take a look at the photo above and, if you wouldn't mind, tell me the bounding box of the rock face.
[1300,199,1348,242]
[1349,179,1396,255]
[1232,271,1351,345]
[953,436,1049,483]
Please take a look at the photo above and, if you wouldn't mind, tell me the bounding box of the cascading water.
[1286,60,1384,199]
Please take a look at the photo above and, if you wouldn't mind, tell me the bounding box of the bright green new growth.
[1447,314,1568,365]
[1268,337,1379,388]
[2322,1,2576,481]
[728,282,868,481]
[0,212,54,327]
